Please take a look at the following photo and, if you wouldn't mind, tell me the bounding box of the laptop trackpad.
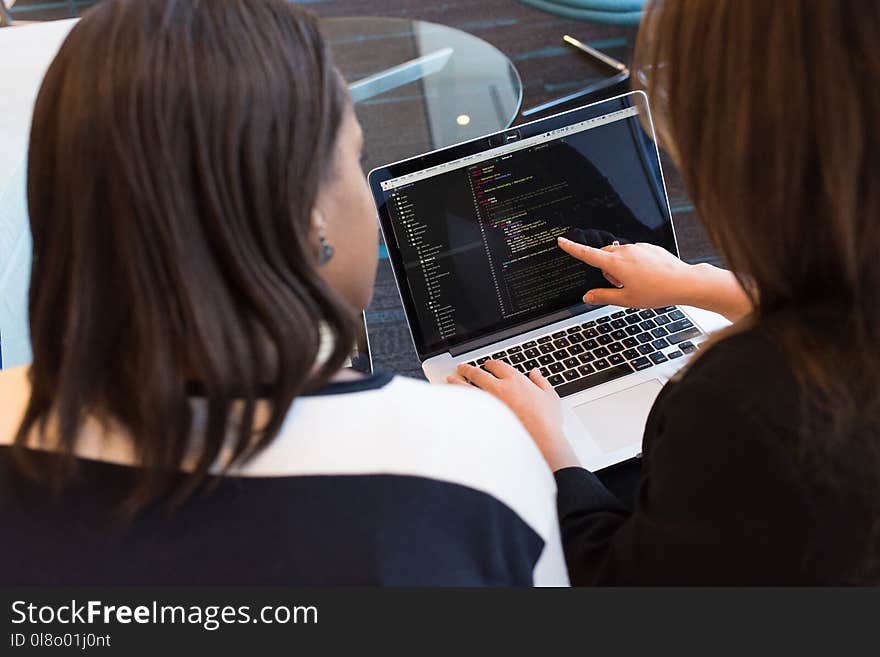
[572,380,664,453]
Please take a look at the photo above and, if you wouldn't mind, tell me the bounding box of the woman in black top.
[449,0,880,584]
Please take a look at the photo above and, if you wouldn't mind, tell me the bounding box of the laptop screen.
[371,93,677,358]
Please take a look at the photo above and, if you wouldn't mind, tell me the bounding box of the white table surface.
[0,19,76,367]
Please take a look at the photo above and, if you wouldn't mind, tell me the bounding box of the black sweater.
[555,323,878,585]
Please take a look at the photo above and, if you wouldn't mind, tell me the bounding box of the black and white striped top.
[0,367,568,586]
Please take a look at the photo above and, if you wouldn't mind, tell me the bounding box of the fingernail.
[584,292,595,302]
[557,236,571,244]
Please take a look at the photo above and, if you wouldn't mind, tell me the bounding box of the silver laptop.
[369,91,728,471]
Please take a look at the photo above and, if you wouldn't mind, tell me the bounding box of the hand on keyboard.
[447,360,581,472]
[461,307,699,399]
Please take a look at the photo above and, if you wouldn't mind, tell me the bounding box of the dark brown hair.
[635,0,880,579]
[17,0,356,513]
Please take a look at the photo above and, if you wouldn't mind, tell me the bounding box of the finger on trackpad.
[572,380,663,453]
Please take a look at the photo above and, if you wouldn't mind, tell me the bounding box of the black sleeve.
[554,380,812,585]
[553,467,629,580]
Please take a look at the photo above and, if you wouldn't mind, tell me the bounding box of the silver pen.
[563,34,629,73]
[520,35,630,117]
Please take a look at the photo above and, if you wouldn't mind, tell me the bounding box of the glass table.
[323,17,523,173]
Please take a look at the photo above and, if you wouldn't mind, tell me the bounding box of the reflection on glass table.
[323,17,523,171]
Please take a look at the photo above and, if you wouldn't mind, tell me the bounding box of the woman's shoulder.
[647,319,826,482]
[644,318,878,582]
[302,371,542,443]
[682,308,845,390]
[385,373,538,421]
[283,371,555,478]
[646,323,807,464]
[0,367,558,543]
[672,323,798,419]
[686,323,783,375]
[251,372,558,538]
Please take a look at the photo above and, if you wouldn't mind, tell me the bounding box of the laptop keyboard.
[464,307,703,398]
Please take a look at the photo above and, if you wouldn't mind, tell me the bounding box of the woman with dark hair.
[452,0,880,584]
[0,0,568,586]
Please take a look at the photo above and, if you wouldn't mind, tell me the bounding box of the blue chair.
[1,1,78,27]
[518,0,645,27]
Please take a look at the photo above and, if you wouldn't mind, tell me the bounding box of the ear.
[310,206,323,239]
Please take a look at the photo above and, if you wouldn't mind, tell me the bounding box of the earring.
[318,218,335,266]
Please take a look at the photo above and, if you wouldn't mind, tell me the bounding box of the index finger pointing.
[557,236,614,269]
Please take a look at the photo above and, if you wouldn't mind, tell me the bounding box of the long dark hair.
[16,0,356,514]
[634,0,880,579]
